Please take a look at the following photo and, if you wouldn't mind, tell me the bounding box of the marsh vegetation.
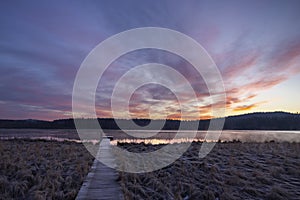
[0,139,94,199]
[118,141,300,200]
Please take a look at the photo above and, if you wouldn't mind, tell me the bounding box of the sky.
[0,0,300,120]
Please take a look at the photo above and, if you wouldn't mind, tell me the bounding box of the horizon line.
[1,111,299,122]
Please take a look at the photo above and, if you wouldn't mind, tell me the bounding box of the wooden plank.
[76,139,123,200]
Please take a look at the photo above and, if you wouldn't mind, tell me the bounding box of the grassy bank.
[118,142,300,200]
[0,139,94,199]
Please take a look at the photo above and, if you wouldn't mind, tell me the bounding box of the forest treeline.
[0,112,299,130]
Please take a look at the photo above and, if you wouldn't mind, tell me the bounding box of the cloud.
[233,104,258,112]
[268,40,300,74]
[221,52,259,80]
[224,75,288,112]
[214,33,300,113]
[1,1,300,119]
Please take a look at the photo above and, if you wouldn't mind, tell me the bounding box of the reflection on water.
[0,129,299,144]
[110,138,212,145]
[111,130,300,145]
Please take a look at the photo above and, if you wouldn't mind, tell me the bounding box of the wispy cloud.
[0,1,300,119]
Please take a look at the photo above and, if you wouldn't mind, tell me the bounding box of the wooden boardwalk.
[76,139,124,200]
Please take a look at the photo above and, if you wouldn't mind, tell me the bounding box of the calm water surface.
[0,129,299,144]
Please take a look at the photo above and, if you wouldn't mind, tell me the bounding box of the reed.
[0,139,94,199]
[117,141,300,199]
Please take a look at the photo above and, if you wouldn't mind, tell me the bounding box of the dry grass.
[0,139,94,199]
[117,141,300,200]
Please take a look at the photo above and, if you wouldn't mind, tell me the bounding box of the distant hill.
[0,112,299,130]
[227,111,298,119]
[223,112,300,130]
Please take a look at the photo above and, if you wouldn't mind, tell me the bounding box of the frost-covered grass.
[118,141,300,200]
[0,139,94,199]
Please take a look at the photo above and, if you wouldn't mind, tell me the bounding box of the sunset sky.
[0,0,300,120]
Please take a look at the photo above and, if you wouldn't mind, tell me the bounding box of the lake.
[0,129,299,144]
